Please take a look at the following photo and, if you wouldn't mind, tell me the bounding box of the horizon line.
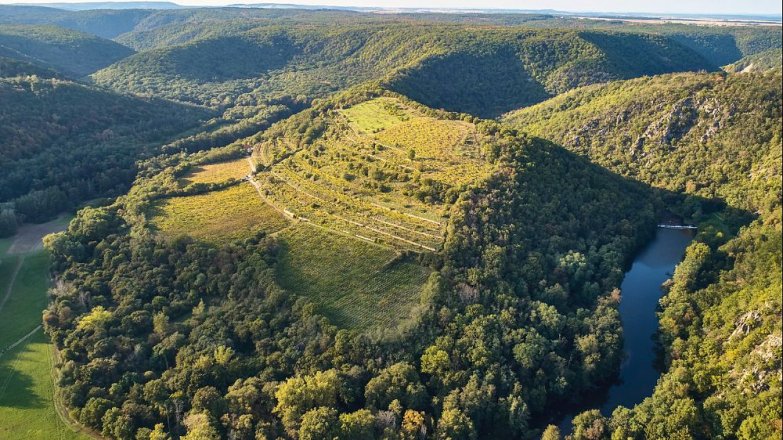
[3,1,782,19]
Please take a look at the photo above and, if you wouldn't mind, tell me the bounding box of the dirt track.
[6,216,69,255]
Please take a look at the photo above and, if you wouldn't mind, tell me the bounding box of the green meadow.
[0,223,89,440]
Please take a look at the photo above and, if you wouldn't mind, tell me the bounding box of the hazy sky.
[8,0,783,16]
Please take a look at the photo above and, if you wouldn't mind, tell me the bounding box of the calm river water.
[559,227,694,429]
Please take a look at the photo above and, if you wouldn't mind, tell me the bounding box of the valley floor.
[0,216,90,440]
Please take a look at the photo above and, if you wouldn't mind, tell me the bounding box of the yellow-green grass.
[276,224,431,331]
[340,97,415,133]
[0,250,88,440]
[256,103,491,251]
[180,158,250,185]
[151,183,289,243]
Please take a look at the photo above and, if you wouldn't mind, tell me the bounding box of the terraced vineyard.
[253,96,493,252]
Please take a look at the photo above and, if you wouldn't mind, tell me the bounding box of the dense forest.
[505,70,782,439]
[0,5,780,440]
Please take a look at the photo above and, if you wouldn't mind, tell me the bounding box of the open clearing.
[150,182,290,243]
[180,158,249,185]
[0,219,87,440]
[6,216,71,255]
[276,223,431,331]
[340,96,412,133]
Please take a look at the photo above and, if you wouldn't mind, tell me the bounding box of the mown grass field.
[180,158,249,185]
[276,224,431,331]
[151,183,289,243]
[0,229,88,440]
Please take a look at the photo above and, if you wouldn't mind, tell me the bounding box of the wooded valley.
[0,4,780,440]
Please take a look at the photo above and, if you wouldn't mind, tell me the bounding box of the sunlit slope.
[253,94,495,252]
[504,70,782,216]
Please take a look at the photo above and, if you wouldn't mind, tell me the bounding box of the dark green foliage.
[0,207,17,237]
[0,24,133,76]
[93,24,718,115]
[0,55,59,77]
[386,46,549,118]
[0,5,154,39]
[0,6,779,440]
[505,71,782,218]
[0,76,208,222]
[41,88,663,439]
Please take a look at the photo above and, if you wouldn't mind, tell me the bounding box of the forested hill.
[0,24,133,76]
[42,87,664,439]
[0,75,208,233]
[0,5,155,39]
[92,25,718,116]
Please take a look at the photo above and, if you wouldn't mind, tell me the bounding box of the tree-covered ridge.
[0,24,133,76]
[504,71,782,217]
[0,5,155,39]
[502,70,781,439]
[0,55,59,77]
[723,48,783,73]
[91,24,719,116]
[0,75,208,233]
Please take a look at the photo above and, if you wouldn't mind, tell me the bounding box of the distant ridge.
[11,1,182,10]
[7,2,782,22]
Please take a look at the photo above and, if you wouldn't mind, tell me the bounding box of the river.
[559,227,695,429]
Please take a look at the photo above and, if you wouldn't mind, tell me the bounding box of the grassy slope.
[150,182,290,244]
[254,95,489,252]
[276,223,430,331]
[180,158,250,185]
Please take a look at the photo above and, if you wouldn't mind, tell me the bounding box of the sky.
[7,0,782,16]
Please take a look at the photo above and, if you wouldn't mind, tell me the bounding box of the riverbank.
[557,226,695,432]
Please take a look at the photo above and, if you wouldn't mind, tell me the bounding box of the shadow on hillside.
[533,137,754,246]
[0,344,45,409]
[165,35,300,82]
[579,31,720,74]
[386,48,550,118]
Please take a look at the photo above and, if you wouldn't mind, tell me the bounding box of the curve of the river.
[601,227,694,410]
[559,227,694,430]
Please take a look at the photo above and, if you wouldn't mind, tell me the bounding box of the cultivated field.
[179,157,249,185]
[276,223,431,331]
[253,96,492,252]
[150,182,289,243]
[340,96,412,133]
